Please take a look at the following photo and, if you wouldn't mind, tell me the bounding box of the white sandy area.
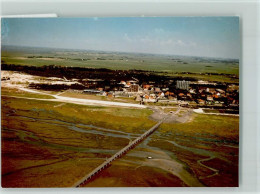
[53,95,146,108]
[131,148,204,187]
[1,71,79,86]
[2,71,146,109]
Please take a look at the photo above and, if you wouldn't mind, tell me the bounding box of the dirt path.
[197,156,219,179]
[164,139,228,180]
[148,106,193,123]
[53,95,146,108]
[2,159,69,177]
[145,158,204,187]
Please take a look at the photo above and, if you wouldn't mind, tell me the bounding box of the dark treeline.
[29,83,86,91]
[1,63,197,85]
[177,72,238,79]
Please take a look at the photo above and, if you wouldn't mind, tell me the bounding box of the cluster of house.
[180,83,239,106]
[83,79,170,101]
[83,79,239,107]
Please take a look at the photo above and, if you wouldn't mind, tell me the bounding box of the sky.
[1,17,240,59]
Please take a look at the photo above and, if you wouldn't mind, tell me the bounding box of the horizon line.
[1,44,239,61]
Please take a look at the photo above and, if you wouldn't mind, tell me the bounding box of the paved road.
[8,87,147,108]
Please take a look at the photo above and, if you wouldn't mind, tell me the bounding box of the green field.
[1,46,239,82]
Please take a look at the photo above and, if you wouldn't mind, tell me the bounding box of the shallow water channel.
[4,113,206,186]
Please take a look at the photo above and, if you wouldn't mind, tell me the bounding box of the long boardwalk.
[73,107,181,187]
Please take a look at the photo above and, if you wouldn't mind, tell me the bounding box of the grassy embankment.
[1,87,55,99]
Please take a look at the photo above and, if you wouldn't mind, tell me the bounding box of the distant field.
[1,46,239,77]
[158,72,238,83]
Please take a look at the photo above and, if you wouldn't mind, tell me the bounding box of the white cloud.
[177,40,185,46]
[120,31,200,55]
[140,36,153,43]
[153,28,165,34]
[123,33,132,42]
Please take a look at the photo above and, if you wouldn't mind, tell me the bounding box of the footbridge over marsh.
[73,107,181,187]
